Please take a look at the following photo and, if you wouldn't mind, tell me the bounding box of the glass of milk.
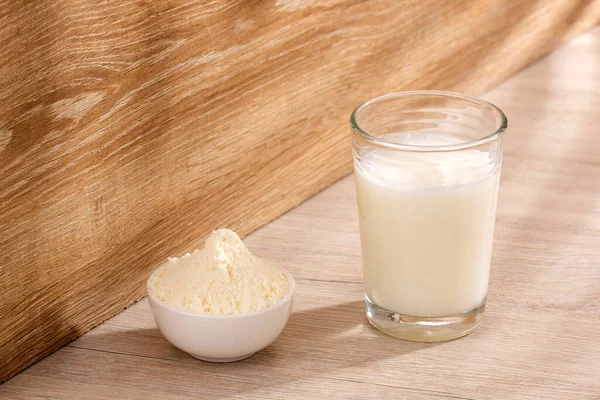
[350,91,507,342]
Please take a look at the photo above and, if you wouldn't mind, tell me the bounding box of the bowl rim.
[146,264,295,319]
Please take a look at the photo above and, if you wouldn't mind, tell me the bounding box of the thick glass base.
[365,296,486,342]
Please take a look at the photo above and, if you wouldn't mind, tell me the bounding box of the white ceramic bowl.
[147,268,295,362]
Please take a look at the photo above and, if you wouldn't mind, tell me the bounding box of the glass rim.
[349,90,508,152]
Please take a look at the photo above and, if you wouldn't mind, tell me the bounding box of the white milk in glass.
[355,133,500,318]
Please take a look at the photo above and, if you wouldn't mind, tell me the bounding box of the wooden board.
[1,0,599,383]
[2,27,600,399]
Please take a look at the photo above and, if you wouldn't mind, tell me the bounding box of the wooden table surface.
[3,28,600,400]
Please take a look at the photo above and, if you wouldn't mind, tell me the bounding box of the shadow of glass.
[65,299,439,398]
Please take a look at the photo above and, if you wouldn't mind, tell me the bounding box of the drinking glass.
[350,91,507,341]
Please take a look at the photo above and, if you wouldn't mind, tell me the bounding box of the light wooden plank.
[1,347,469,400]
[3,280,599,399]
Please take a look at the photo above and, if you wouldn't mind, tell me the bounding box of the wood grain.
[1,0,599,383]
[2,27,600,398]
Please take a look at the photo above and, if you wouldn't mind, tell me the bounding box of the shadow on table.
[72,299,440,398]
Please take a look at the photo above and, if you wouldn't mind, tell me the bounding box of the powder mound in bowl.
[149,229,290,315]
